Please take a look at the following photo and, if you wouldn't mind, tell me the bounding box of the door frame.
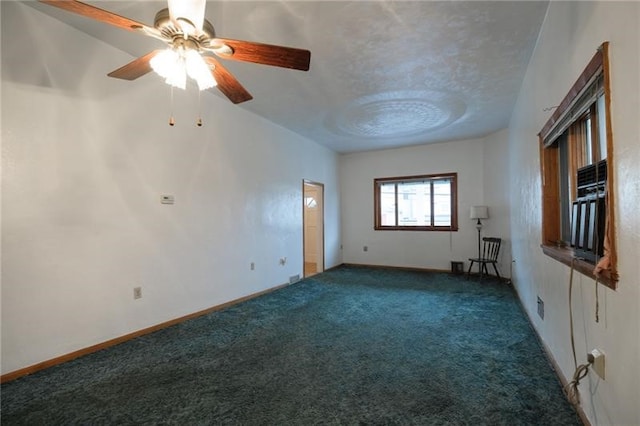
[302,180,325,277]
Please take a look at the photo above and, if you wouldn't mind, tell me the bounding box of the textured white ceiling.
[26,1,549,153]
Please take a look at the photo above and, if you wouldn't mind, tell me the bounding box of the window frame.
[538,42,617,289]
[374,173,458,231]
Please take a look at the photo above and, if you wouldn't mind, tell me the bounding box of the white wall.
[340,134,511,274]
[1,3,340,375]
[508,2,640,425]
[483,129,512,277]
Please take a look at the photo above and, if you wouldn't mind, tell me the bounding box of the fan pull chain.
[169,86,176,126]
[196,91,203,127]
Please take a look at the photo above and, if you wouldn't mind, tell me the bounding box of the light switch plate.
[161,195,175,205]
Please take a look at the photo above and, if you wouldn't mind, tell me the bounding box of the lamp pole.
[470,206,488,275]
[476,218,483,272]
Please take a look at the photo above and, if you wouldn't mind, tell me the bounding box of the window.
[374,173,458,231]
[539,42,617,288]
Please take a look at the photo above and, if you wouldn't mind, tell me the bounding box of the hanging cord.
[196,90,203,127]
[592,162,602,323]
[565,361,592,405]
[594,276,600,323]
[169,86,175,126]
[569,257,577,368]
[565,257,594,405]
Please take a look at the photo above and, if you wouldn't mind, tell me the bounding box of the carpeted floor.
[1,265,581,425]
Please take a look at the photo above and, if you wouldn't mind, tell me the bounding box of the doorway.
[303,180,324,277]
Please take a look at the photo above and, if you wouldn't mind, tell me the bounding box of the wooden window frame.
[374,173,458,231]
[539,42,617,289]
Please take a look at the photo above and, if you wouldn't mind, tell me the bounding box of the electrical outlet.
[537,296,544,319]
[133,286,142,300]
[250,262,255,270]
[279,257,287,265]
[363,245,368,252]
[588,349,605,379]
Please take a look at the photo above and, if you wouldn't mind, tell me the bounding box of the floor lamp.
[470,206,489,270]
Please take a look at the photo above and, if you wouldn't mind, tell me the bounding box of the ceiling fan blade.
[203,56,253,104]
[212,38,311,71]
[39,0,151,33]
[107,51,161,80]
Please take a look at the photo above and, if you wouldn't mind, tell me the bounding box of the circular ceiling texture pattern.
[325,90,466,139]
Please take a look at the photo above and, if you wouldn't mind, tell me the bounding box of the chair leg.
[467,261,475,279]
[492,263,501,280]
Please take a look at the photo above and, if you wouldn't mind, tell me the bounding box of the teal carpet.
[1,266,580,425]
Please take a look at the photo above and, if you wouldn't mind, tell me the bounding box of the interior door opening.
[303,180,324,277]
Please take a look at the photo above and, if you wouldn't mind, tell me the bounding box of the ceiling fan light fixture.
[150,48,216,91]
[150,48,186,90]
[185,50,217,90]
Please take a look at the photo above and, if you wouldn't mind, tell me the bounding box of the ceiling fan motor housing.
[154,8,216,47]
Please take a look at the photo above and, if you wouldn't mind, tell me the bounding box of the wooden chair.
[467,237,502,280]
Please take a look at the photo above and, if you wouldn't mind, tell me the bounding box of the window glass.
[433,179,452,227]
[597,94,607,159]
[584,116,594,165]
[398,182,430,226]
[380,183,396,226]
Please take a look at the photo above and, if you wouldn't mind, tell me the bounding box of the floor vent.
[537,296,544,320]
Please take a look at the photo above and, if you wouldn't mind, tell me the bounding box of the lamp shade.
[470,206,489,220]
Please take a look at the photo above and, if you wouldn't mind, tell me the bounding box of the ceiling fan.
[39,0,311,105]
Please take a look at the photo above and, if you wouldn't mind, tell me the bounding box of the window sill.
[540,244,616,290]
[374,226,459,232]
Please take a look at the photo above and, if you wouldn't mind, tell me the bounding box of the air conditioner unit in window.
[571,159,606,263]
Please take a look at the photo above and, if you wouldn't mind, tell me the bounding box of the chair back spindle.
[482,237,501,261]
